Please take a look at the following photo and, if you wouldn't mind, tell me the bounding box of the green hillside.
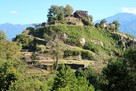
[14,25,125,67]
[0,5,136,91]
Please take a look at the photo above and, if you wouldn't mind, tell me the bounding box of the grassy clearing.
[26,67,50,76]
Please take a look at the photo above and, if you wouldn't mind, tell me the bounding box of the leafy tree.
[75,66,103,90]
[13,34,33,49]
[0,59,26,91]
[52,65,76,90]
[47,5,61,23]
[112,20,120,31]
[109,23,115,30]
[88,15,94,26]
[102,60,131,91]
[25,27,35,35]
[52,65,95,91]
[0,40,21,60]
[9,78,46,91]
[100,19,107,29]
[124,48,136,65]
[47,5,73,24]
[64,4,74,16]
[0,30,7,40]
[95,23,100,28]
[123,48,136,90]
[102,48,136,91]
[58,12,65,22]
[100,19,107,24]
[81,15,93,26]
[48,39,64,70]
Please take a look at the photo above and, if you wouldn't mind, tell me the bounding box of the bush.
[111,34,121,40]
[81,50,93,60]
[13,34,33,49]
[83,42,98,53]
[64,38,82,47]
[64,49,81,57]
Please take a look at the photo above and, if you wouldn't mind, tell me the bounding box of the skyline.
[0,0,136,24]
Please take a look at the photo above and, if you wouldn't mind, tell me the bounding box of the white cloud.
[10,10,18,15]
[121,7,136,14]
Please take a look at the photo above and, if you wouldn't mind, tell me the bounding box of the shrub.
[64,49,81,57]
[111,34,121,40]
[81,50,93,60]
[83,42,98,53]
[64,38,82,47]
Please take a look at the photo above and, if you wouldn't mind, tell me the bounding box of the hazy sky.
[0,0,136,24]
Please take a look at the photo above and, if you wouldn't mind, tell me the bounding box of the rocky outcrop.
[65,16,83,26]
[80,38,86,46]
[113,32,136,49]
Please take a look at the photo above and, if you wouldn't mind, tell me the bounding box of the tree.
[100,19,107,29]
[75,66,102,90]
[102,60,131,91]
[0,40,21,60]
[0,30,7,41]
[58,12,65,22]
[124,48,136,90]
[52,65,76,90]
[124,48,136,65]
[0,59,26,91]
[52,65,95,91]
[95,23,100,28]
[13,34,33,49]
[102,48,136,91]
[88,15,94,26]
[48,39,64,70]
[64,4,74,16]
[47,5,60,23]
[109,23,115,31]
[100,19,107,24]
[47,5,66,24]
[112,20,120,31]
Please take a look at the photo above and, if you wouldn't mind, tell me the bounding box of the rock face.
[74,10,89,20]
[80,38,86,46]
[113,32,136,48]
[65,16,83,26]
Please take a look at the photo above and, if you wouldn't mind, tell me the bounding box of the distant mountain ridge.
[95,13,136,37]
[0,23,30,40]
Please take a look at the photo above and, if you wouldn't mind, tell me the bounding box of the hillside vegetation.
[0,5,136,91]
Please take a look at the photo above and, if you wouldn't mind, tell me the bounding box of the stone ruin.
[74,10,89,20]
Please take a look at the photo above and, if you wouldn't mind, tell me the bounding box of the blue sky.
[0,0,136,24]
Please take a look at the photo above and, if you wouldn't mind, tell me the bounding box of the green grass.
[26,68,50,76]
[25,25,123,63]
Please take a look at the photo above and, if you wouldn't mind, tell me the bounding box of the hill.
[0,23,30,40]
[13,25,136,72]
[95,13,136,37]
[1,5,136,91]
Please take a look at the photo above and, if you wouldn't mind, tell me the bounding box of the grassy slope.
[38,25,122,59]
[20,25,123,73]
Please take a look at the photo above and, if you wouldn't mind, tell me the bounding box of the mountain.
[0,23,30,40]
[95,13,136,37]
